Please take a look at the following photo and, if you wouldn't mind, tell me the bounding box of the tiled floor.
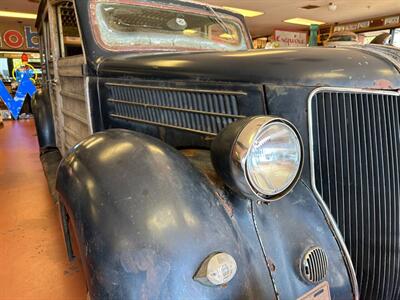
[0,120,86,300]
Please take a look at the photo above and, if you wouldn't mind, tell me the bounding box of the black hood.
[98,47,400,89]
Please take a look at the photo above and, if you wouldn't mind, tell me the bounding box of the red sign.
[274,30,308,47]
[3,30,25,48]
[0,24,39,50]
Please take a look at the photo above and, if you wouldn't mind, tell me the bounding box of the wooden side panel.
[58,55,91,153]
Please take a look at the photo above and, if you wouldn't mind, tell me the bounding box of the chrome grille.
[309,88,400,300]
[105,83,246,136]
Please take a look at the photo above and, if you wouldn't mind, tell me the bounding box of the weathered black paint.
[97,48,400,87]
[57,130,277,299]
[57,130,355,299]
[94,48,400,153]
[252,183,353,299]
[35,0,400,299]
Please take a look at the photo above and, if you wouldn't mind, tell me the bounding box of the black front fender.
[56,129,276,300]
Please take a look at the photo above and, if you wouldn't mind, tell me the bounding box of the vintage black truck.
[34,0,400,299]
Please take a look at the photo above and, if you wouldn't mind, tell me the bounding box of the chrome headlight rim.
[231,116,304,201]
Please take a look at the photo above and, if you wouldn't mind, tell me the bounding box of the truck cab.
[35,0,400,299]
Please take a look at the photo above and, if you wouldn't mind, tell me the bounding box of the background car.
[324,31,361,46]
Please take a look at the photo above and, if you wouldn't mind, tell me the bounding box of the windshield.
[91,1,250,52]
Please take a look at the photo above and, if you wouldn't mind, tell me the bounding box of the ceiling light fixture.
[0,11,37,20]
[183,29,197,35]
[328,2,337,11]
[301,5,320,10]
[284,18,325,26]
[219,33,234,39]
[222,6,264,18]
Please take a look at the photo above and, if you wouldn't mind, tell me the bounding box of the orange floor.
[0,120,86,300]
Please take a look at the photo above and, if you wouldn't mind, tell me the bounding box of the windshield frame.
[89,0,252,53]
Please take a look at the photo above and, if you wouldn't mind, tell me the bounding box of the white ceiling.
[201,0,400,37]
[0,0,38,14]
[0,0,399,37]
[0,0,38,27]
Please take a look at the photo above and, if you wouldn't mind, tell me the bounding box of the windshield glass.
[91,1,250,52]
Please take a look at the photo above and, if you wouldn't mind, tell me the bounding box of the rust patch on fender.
[267,258,276,272]
[373,79,394,90]
[119,249,171,299]
[215,191,234,218]
[182,149,234,217]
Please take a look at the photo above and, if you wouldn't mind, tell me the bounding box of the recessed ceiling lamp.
[0,11,37,19]
[222,6,264,18]
[183,29,197,35]
[284,18,325,26]
[301,5,320,10]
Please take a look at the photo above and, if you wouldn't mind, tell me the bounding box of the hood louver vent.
[105,82,247,136]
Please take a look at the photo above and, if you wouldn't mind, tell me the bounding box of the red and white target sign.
[3,30,25,48]
[0,25,39,50]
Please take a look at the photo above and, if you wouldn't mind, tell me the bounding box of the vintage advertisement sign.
[357,21,370,29]
[335,15,400,32]
[0,23,39,51]
[385,16,400,26]
[274,30,308,47]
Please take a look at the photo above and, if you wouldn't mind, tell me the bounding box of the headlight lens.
[211,116,303,201]
[246,122,302,196]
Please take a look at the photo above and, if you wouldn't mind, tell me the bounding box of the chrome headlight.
[211,116,303,201]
